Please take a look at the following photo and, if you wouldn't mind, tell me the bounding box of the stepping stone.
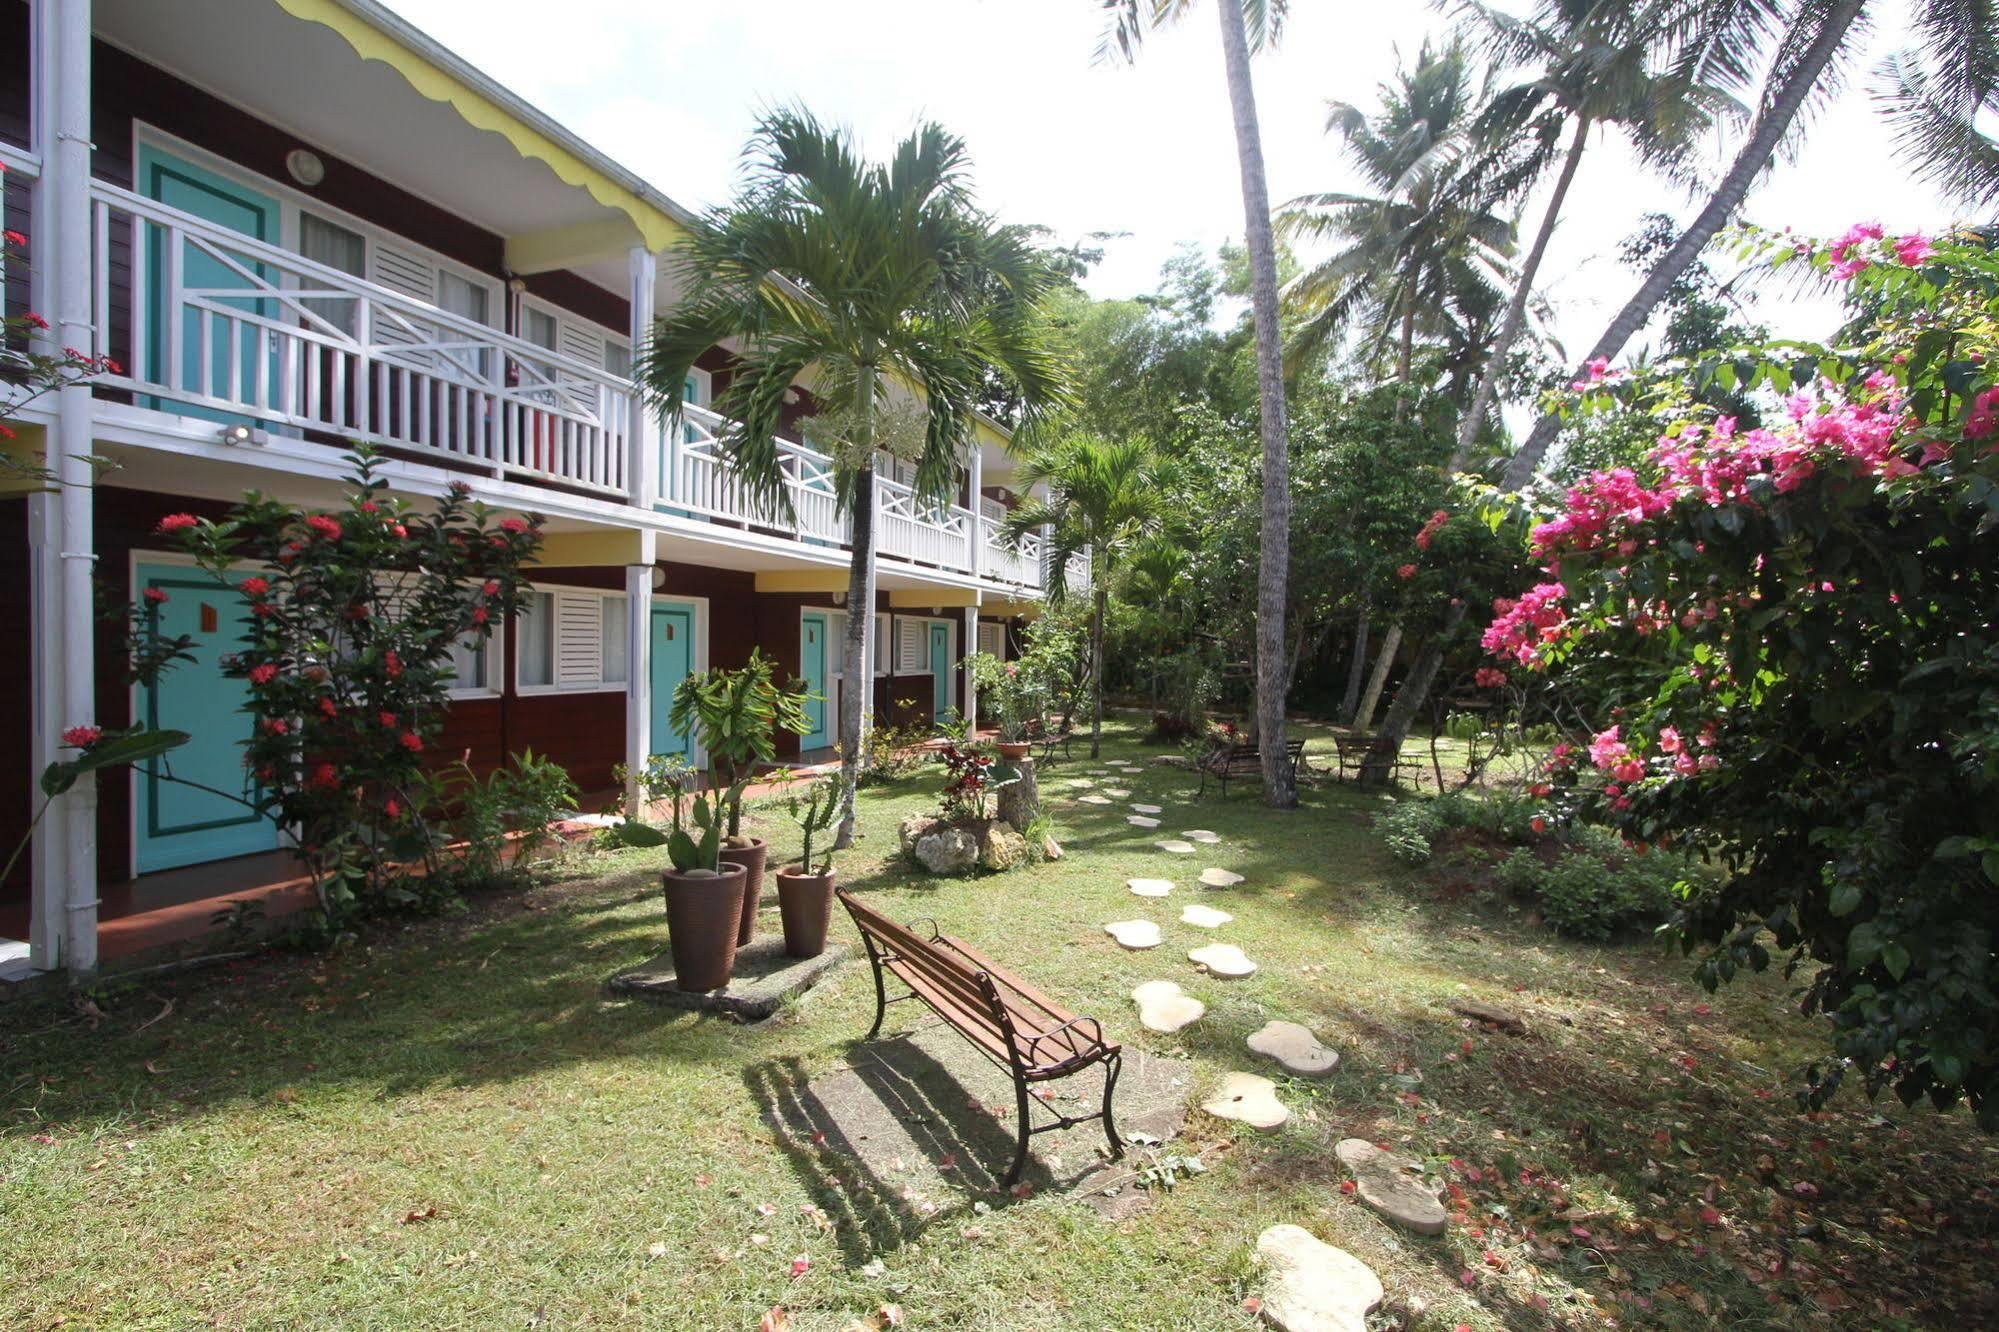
[1247,1021,1339,1077]
[1188,943,1257,978]
[1076,794,1112,806]
[1200,1071,1288,1129]
[1131,980,1205,1032]
[1103,920,1162,950]
[1106,759,1135,767]
[1127,877,1174,898]
[1102,787,1131,799]
[1334,1139,1448,1235]
[1156,840,1197,855]
[1199,868,1245,888]
[1130,803,1163,814]
[1127,815,1161,829]
[1255,1224,1383,1332]
[1183,829,1220,843]
[1180,903,1233,929]
[1067,778,1096,789]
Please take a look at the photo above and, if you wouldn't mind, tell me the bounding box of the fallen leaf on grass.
[400,1204,438,1225]
[1241,1296,1262,1313]
[789,1254,811,1279]
[759,1308,792,1332]
[646,1242,667,1259]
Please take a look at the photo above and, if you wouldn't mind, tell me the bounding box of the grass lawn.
[4,716,1995,1330]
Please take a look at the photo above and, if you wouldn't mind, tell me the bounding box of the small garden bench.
[1026,718,1075,763]
[837,889,1124,1185]
[1195,739,1306,798]
[1331,732,1422,784]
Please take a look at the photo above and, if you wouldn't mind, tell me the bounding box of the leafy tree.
[638,107,1066,847]
[1099,0,1299,807]
[1487,223,1999,1126]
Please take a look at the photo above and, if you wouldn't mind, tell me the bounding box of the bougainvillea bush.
[1485,224,1999,1125]
[166,447,543,918]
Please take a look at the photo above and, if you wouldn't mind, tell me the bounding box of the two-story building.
[0,0,1076,979]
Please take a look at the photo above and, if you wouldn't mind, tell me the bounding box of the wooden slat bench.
[1195,739,1306,798]
[1331,732,1422,784]
[1026,718,1075,764]
[837,889,1123,1185]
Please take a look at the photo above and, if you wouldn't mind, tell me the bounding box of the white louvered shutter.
[554,590,604,687]
[366,243,438,350]
[896,618,927,674]
[977,622,1003,659]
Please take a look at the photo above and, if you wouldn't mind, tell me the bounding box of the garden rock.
[1131,980,1205,1032]
[897,814,942,856]
[1334,1139,1448,1235]
[913,826,979,875]
[1127,815,1161,829]
[1128,877,1174,898]
[1450,999,1527,1035]
[1201,1071,1288,1129]
[977,820,1029,872]
[1180,904,1232,929]
[1103,920,1162,950]
[1254,1224,1383,1332]
[1156,840,1197,855]
[1247,1021,1339,1077]
[1188,943,1257,978]
[1199,868,1245,888]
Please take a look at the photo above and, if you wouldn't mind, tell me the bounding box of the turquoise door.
[649,602,697,760]
[135,563,281,872]
[800,612,829,749]
[139,146,280,419]
[929,622,952,721]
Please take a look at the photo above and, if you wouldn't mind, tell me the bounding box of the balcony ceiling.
[93,0,647,292]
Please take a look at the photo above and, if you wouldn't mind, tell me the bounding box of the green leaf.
[1847,922,1884,970]
[1828,881,1863,917]
[1881,942,1912,981]
[41,728,191,798]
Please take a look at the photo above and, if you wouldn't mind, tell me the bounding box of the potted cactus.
[774,774,845,957]
[657,763,750,992]
[668,650,815,948]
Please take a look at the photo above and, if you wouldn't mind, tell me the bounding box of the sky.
[384,0,1961,364]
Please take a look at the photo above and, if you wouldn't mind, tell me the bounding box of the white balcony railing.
[89,180,633,497]
[980,515,1042,588]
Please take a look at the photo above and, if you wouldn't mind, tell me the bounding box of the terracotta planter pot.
[719,837,768,947]
[660,861,749,992]
[775,865,837,958]
[997,741,1032,761]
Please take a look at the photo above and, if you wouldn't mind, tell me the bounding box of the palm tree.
[1001,435,1161,758]
[1505,0,1999,486]
[1098,0,1298,808]
[1450,0,1735,461]
[1874,44,1999,210]
[1280,38,1517,403]
[640,108,1066,846]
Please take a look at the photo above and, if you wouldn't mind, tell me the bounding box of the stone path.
[1127,815,1161,829]
[1102,787,1131,799]
[1183,829,1220,843]
[1334,1139,1448,1234]
[1104,919,1162,950]
[1200,1071,1288,1129]
[1188,942,1257,978]
[1180,903,1232,929]
[1130,803,1163,814]
[1127,877,1174,898]
[1131,980,1205,1032]
[1254,1224,1382,1332]
[1076,794,1112,806]
[1156,840,1197,855]
[1247,1020,1339,1077]
[1199,868,1245,888]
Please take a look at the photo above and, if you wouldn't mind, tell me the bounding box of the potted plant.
[658,766,749,992]
[969,652,1039,760]
[774,773,845,957]
[668,649,815,947]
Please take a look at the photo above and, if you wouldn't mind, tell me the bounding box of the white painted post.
[622,540,655,819]
[962,604,980,734]
[53,0,97,974]
[965,439,983,577]
[626,247,657,510]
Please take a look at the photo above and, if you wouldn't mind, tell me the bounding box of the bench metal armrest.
[1021,1014,1108,1064]
[900,916,944,942]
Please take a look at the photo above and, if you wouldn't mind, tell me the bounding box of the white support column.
[622,533,656,819]
[52,0,96,973]
[962,604,980,733]
[25,492,65,971]
[964,441,984,578]
[626,247,658,510]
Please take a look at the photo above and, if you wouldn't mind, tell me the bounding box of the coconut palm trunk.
[1457,114,1591,461]
[1340,603,1371,723]
[1503,0,1866,486]
[834,369,878,849]
[1091,581,1109,757]
[1213,0,1297,809]
[1354,621,1403,732]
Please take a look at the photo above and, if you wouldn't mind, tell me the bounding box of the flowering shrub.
[935,742,1018,821]
[1490,224,1999,1125]
[166,447,543,916]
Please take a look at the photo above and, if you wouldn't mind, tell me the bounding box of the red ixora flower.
[156,512,199,534]
[307,763,340,790]
[60,725,101,748]
[383,798,402,820]
[1396,563,1418,580]
[248,663,279,686]
[384,650,403,678]
[481,579,500,596]
[471,606,488,625]
[399,732,423,753]
[317,697,338,719]
[141,586,169,604]
[240,576,269,598]
[304,513,342,540]
[379,711,397,729]
[21,311,47,331]
[2,229,25,247]
[499,516,530,534]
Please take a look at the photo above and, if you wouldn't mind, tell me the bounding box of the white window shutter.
[977,622,1003,658]
[366,244,438,349]
[558,320,606,367]
[554,590,604,687]
[896,618,926,675]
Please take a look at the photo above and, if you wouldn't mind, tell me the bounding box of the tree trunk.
[1392,281,1417,423]
[1504,0,1866,487]
[1215,0,1295,809]
[1354,621,1402,731]
[1090,582,1107,758]
[1456,114,1591,464]
[1340,603,1371,724]
[1361,602,1464,785]
[833,368,879,850]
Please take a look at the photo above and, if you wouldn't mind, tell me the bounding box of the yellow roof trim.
[276,0,685,252]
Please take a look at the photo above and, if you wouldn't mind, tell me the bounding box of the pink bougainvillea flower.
[156,512,199,534]
[1588,726,1628,771]
[1674,752,1699,776]
[1893,233,1934,266]
[60,725,101,747]
[1613,758,1645,785]
[1658,726,1682,754]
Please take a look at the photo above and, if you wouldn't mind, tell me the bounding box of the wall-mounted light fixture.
[217,423,266,447]
[285,148,324,188]
[650,566,667,591]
